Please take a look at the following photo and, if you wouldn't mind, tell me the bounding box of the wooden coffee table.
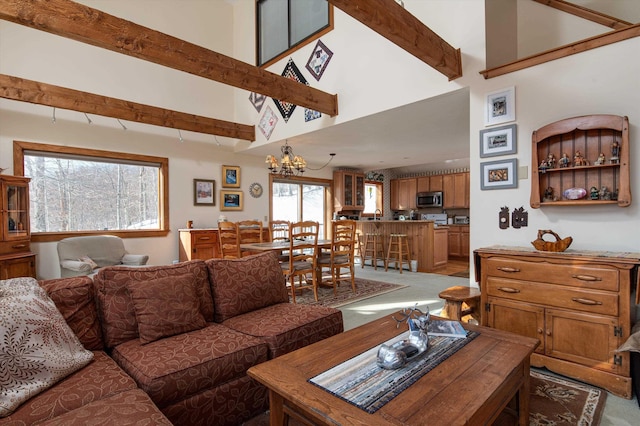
[248,313,539,426]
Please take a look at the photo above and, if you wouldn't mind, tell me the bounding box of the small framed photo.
[480,158,518,190]
[220,190,243,211]
[193,179,215,206]
[485,86,515,126]
[222,165,240,188]
[480,124,517,158]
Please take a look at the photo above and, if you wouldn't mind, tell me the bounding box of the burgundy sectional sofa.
[1,251,343,425]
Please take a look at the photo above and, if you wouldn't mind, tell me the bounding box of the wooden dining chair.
[281,220,319,303]
[269,220,290,262]
[218,221,241,259]
[238,220,263,257]
[317,220,357,295]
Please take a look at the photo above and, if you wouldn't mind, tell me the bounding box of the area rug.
[290,278,407,308]
[449,270,470,278]
[529,370,607,426]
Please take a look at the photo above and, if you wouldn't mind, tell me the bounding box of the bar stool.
[385,233,412,273]
[361,233,385,270]
[438,286,481,324]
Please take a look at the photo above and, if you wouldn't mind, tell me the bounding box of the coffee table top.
[248,312,539,426]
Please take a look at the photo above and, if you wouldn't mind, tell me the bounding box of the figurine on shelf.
[538,159,549,173]
[546,153,556,169]
[559,153,570,168]
[594,152,606,165]
[574,151,588,166]
[543,186,558,202]
[611,188,618,201]
[590,186,599,200]
[599,186,611,200]
[611,141,620,164]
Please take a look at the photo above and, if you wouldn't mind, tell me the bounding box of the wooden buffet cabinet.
[475,246,639,398]
[0,175,36,279]
[179,229,220,261]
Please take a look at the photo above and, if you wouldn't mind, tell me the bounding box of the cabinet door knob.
[572,274,602,282]
[571,297,603,306]
[497,287,520,293]
[497,267,520,273]
[546,330,551,336]
[537,328,543,334]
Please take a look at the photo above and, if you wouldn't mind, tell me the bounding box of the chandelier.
[266,141,307,178]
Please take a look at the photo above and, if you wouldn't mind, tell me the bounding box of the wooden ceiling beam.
[0,74,256,141]
[0,0,338,116]
[533,0,633,30]
[327,0,462,80]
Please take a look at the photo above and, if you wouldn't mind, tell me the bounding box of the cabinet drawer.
[486,277,618,316]
[485,257,619,292]
[0,240,31,256]
[192,232,217,244]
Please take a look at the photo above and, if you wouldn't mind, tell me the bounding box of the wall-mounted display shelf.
[530,114,630,208]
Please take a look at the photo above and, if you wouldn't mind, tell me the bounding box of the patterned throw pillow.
[78,255,99,269]
[127,275,207,345]
[0,277,94,418]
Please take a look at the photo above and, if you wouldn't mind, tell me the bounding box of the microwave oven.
[416,191,443,208]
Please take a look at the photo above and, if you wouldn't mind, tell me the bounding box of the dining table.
[240,239,332,253]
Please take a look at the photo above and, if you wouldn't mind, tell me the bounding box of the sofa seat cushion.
[39,276,104,351]
[110,324,268,409]
[94,260,213,349]
[206,251,289,323]
[36,389,172,426]
[222,303,344,358]
[0,351,138,425]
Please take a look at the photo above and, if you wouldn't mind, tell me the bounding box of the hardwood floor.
[435,257,469,276]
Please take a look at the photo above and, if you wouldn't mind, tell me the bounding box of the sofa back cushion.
[127,275,207,345]
[94,260,213,349]
[39,276,104,351]
[206,251,288,322]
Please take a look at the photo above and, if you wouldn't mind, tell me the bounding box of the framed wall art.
[480,158,518,190]
[193,179,215,206]
[222,165,240,188]
[480,124,517,158]
[220,190,243,211]
[485,86,515,126]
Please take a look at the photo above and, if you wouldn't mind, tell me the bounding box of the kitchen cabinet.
[475,246,639,398]
[417,175,443,193]
[447,225,469,258]
[0,175,35,279]
[389,178,416,210]
[530,114,630,208]
[443,172,469,209]
[334,171,365,211]
[179,229,219,261]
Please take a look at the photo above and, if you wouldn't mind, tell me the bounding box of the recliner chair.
[57,235,149,277]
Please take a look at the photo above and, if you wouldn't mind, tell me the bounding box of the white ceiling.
[242,88,471,175]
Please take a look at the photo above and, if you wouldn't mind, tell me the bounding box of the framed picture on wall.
[484,86,515,126]
[222,165,241,188]
[193,179,215,206]
[480,158,518,190]
[220,190,243,211]
[480,124,517,158]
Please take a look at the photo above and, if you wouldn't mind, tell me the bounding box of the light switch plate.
[518,165,528,180]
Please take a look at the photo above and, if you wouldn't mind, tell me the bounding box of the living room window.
[257,0,332,67]
[13,141,169,242]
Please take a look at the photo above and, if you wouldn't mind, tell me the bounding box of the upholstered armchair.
[57,235,149,277]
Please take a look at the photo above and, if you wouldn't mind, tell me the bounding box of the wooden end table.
[248,312,539,425]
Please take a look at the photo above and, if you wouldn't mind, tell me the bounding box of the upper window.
[14,141,169,241]
[257,0,332,67]
[363,181,383,218]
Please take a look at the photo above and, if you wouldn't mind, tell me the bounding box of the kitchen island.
[355,220,448,272]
